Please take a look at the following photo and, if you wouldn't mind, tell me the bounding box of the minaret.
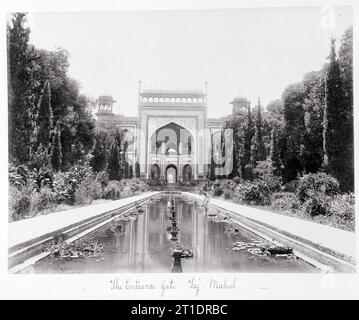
[230,96,250,115]
[96,90,116,128]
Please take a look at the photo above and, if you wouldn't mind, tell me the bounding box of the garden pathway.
[9,192,160,250]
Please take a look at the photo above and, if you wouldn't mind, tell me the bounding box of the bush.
[118,178,150,194]
[95,171,110,190]
[30,187,56,213]
[74,176,103,205]
[271,192,299,212]
[103,180,122,200]
[233,176,242,184]
[212,180,224,197]
[236,180,272,205]
[9,163,30,189]
[330,195,355,221]
[53,164,94,205]
[297,173,340,204]
[282,180,299,193]
[9,185,31,221]
[223,189,233,200]
[253,160,282,192]
[304,194,332,217]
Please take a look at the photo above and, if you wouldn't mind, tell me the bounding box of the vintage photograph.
[7,6,355,276]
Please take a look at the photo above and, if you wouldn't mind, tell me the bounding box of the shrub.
[52,171,73,204]
[74,176,103,205]
[53,164,95,205]
[213,180,224,197]
[253,160,282,192]
[233,176,242,184]
[304,194,332,217]
[9,163,30,189]
[282,180,299,193]
[271,192,298,212]
[118,178,150,194]
[330,195,355,221]
[237,180,272,205]
[223,189,233,200]
[95,171,110,190]
[297,173,340,204]
[9,185,31,221]
[103,180,122,200]
[30,187,56,213]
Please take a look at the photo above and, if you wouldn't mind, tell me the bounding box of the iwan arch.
[95,82,243,183]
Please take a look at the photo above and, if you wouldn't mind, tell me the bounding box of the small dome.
[99,93,113,98]
[230,97,248,104]
[98,93,116,104]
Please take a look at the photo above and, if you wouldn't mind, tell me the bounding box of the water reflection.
[25,194,317,273]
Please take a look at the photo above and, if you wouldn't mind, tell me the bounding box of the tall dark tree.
[107,135,121,181]
[251,99,266,165]
[7,13,37,163]
[323,38,351,191]
[50,121,62,171]
[35,80,53,150]
[282,83,306,182]
[302,70,325,173]
[243,104,255,179]
[209,133,215,181]
[91,128,110,172]
[269,127,283,176]
[338,27,354,191]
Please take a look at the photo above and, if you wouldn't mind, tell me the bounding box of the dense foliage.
[218,27,353,192]
[7,14,147,221]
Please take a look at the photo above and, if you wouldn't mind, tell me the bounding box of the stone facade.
[95,83,235,182]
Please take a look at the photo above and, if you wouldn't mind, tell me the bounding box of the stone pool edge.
[182,192,356,273]
[8,192,161,273]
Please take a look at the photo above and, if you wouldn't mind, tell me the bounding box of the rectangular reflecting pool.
[21,194,318,273]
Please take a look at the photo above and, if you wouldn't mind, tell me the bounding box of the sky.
[26,6,353,117]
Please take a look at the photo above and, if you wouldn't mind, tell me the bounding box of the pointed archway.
[166,164,177,184]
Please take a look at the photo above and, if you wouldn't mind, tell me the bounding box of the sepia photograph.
[1,0,358,301]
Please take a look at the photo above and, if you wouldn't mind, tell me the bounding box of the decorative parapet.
[138,82,208,107]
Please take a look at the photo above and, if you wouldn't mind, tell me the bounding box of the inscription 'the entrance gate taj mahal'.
[95,81,249,183]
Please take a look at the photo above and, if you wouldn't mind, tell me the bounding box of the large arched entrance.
[166,165,177,184]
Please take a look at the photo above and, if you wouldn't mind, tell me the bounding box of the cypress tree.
[338,28,354,191]
[209,134,215,181]
[8,13,35,162]
[36,80,54,151]
[243,103,255,179]
[282,83,306,182]
[107,133,121,181]
[251,98,266,165]
[270,127,283,176]
[51,121,62,171]
[323,38,348,190]
[91,129,109,172]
